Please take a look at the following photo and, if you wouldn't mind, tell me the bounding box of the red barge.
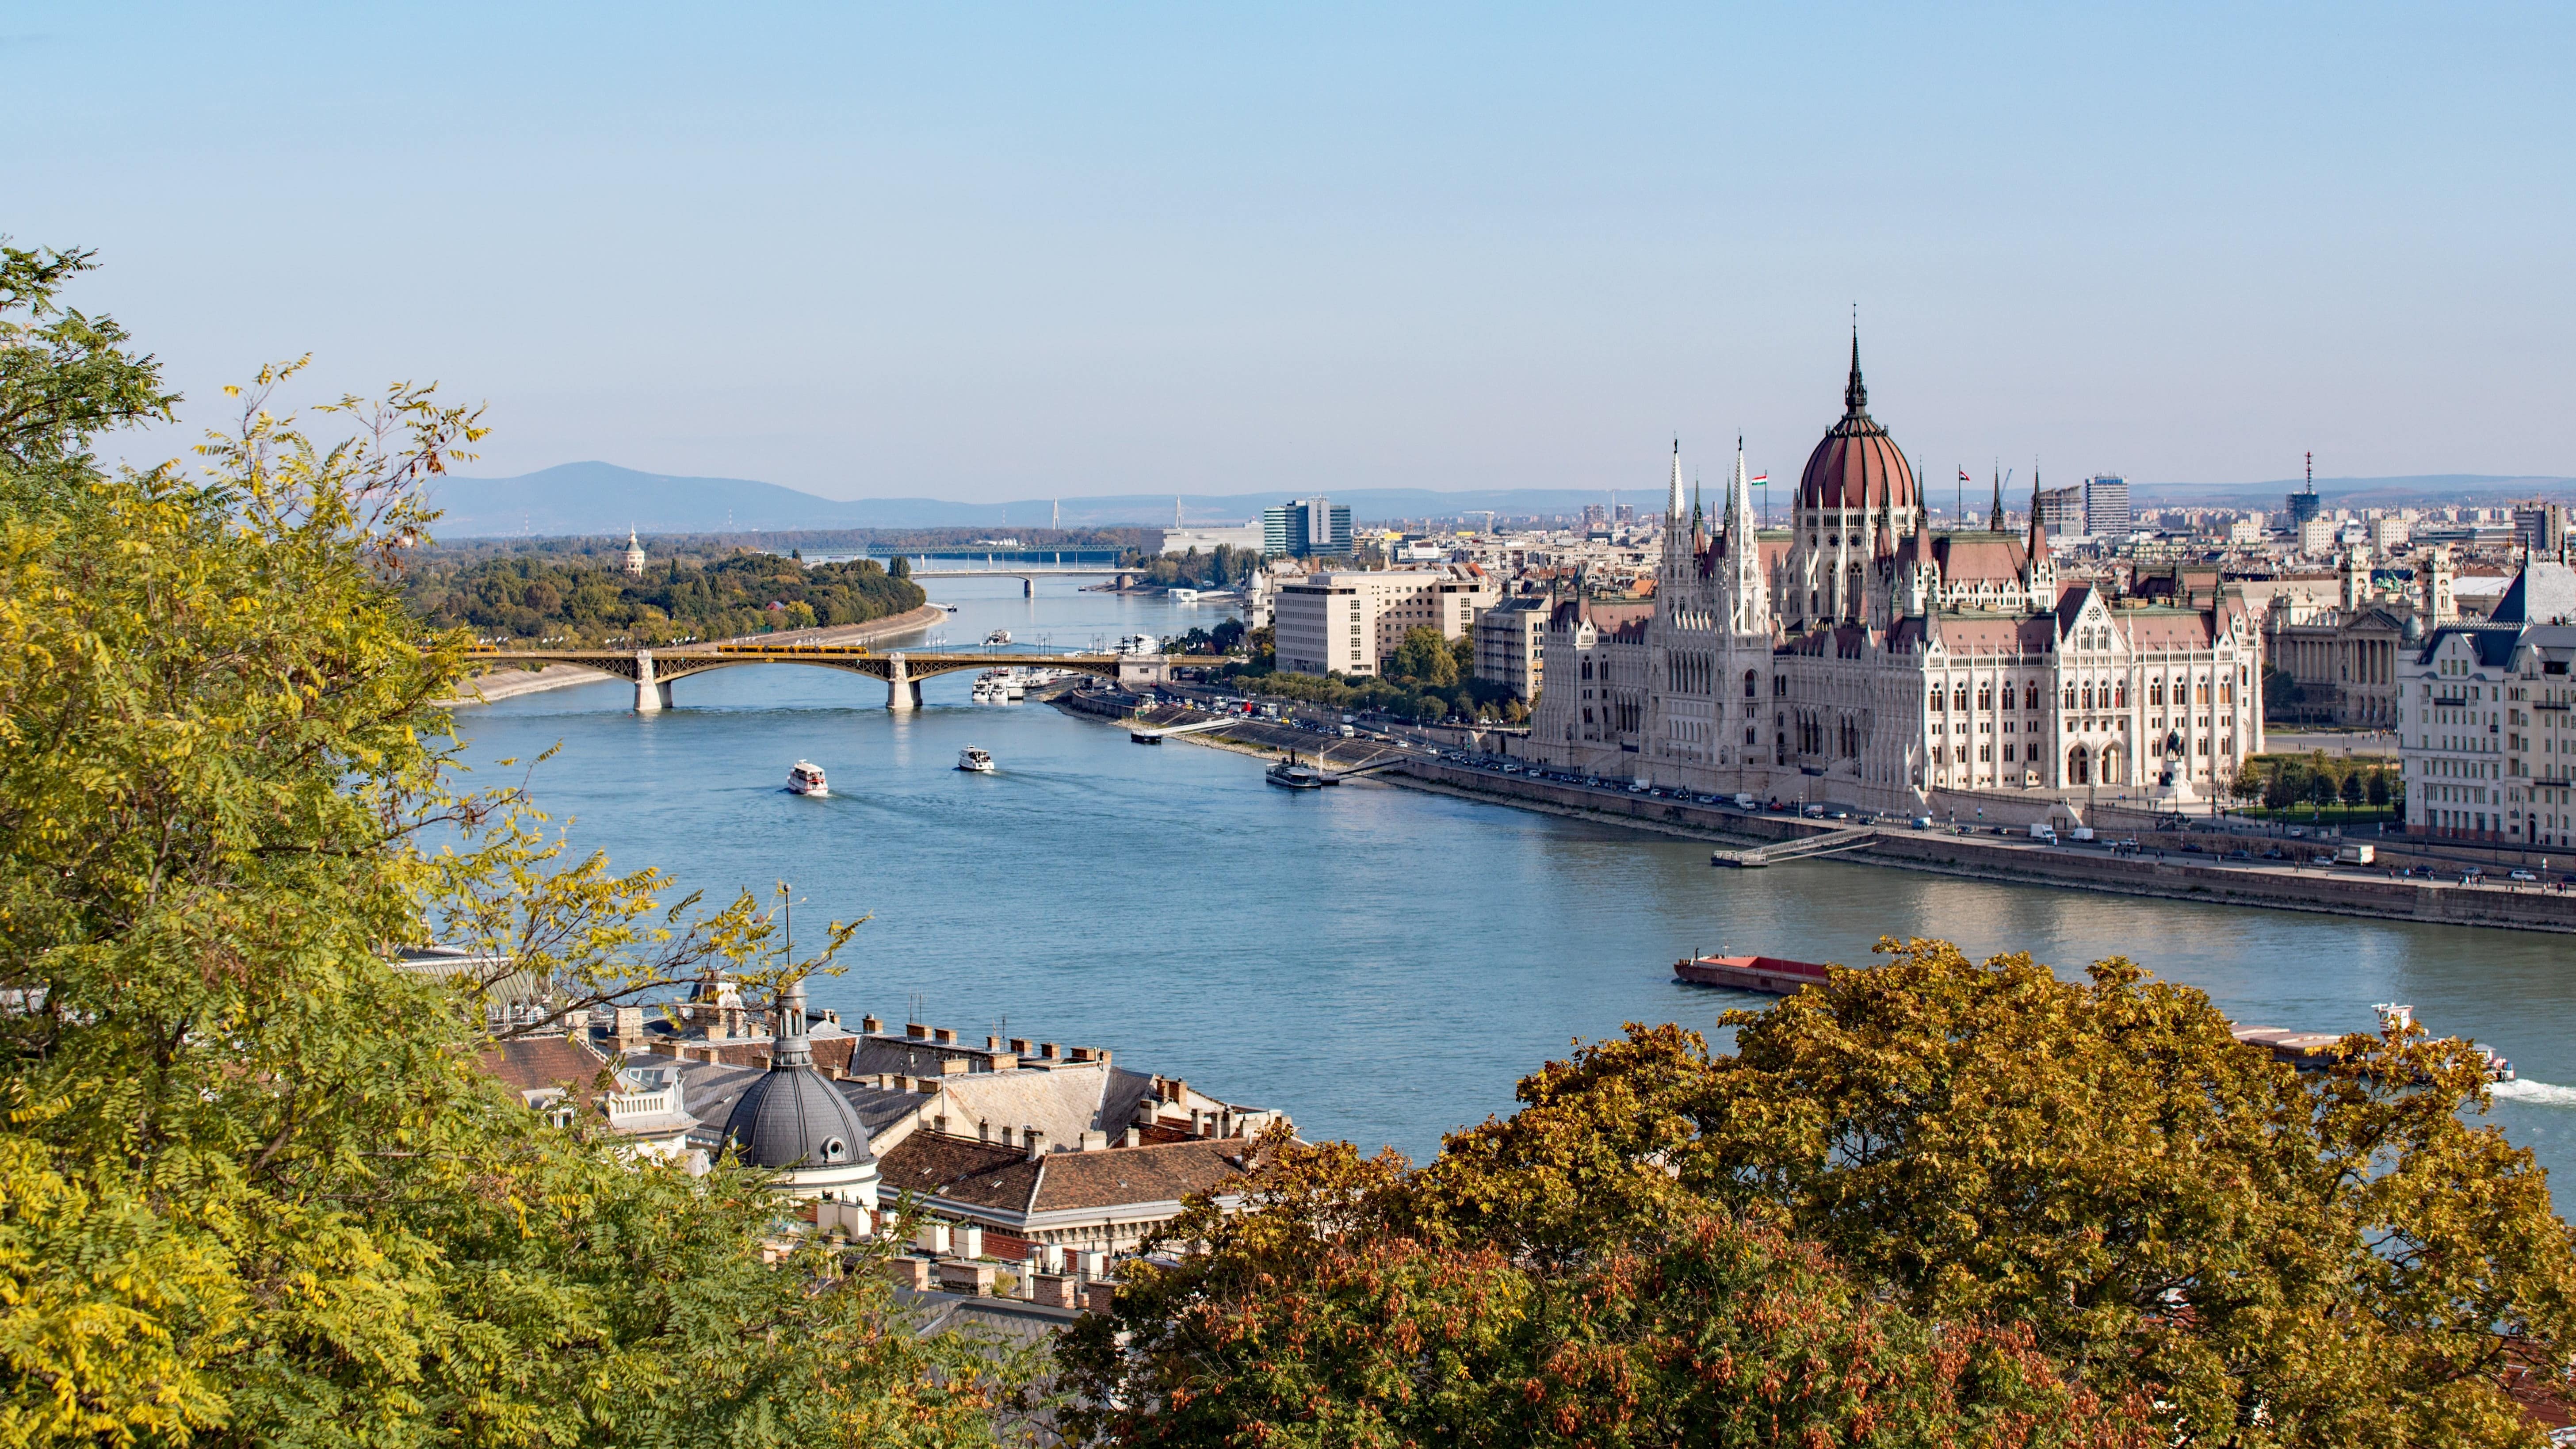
[1672,954,1833,994]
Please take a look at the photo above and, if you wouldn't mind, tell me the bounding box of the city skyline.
[12,4,2571,501]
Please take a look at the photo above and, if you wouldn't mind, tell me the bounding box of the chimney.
[1122,1126,1141,1148]
[905,1022,929,1039]
[1070,1047,1096,1063]
[986,1036,1002,1051]
[611,1006,646,1051]
[1024,1128,1045,1161]
[1078,1129,1108,1151]
[862,1013,883,1034]
[939,1058,969,1076]
[1009,1037,1032,1055]
[990,1054,1018,1071]
[1040,1043,1060,1060]
[823,1009,840,1027]
[933,1027,956,1045]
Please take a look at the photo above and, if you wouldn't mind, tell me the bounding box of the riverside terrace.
[461,641,1226,712]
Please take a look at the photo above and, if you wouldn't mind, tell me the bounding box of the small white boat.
[985,630,1013,646]
[787,760,829,796]
[956,747,995,773]
[971,670,1013,704]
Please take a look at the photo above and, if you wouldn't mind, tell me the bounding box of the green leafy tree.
[1405,940,2576,1446]
[0,249,1030,1446]
[1388,624,1460,687]
[2230,760,2264,803]
[2341,768,2366,806]
[2265,764,2297,810]
[2369,768,2393,807]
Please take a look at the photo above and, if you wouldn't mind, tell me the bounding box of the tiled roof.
[1032,1140,1251,1213]
[1932,615,2056,655]
[1930,534,2029,583]
[479,1036,606,1094]
[879,1133,1043,1212]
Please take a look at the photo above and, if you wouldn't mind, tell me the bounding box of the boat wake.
[2491,1079,2576,1108]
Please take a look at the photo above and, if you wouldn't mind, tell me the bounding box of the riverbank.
[1386,759,2576,935]
[440,603,949,707]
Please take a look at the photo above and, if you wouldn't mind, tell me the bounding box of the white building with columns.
[1526,341,2266,817]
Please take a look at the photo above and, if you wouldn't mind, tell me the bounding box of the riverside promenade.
[1386,758,2576,936]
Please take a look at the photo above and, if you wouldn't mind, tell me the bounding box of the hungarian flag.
[1958,467,1972,482]
[1748,473,1768,485]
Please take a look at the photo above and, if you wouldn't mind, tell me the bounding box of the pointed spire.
[1987,468,2004,532]
[1843,330,1869,415]
[769,888,812,1069]
[2027,466,2049,558]
[1667,437,1687,524]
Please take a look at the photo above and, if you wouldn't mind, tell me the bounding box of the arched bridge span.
[461,644,1215,711]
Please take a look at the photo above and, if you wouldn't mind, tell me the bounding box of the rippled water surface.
[455,577,2576,1202]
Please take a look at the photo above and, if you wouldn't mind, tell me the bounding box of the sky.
[9,3,2572,504]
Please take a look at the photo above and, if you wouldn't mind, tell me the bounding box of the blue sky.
[9,3,2570,502]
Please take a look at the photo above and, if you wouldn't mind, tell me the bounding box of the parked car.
[2511,869,2540,882]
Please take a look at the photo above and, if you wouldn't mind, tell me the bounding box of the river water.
[453,576,2576,1200]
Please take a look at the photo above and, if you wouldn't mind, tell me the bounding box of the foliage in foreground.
[1068,939,2576,1447]
[0,243,1031,1445]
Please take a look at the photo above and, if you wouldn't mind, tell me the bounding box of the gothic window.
[1953,684,1968,711]
[1977,684,1992,711]
[2150,679,2165,706]
[2114,680,2127,708]
[1581,658,1593,680]
[2082,684,2094,710]
[2064,685,2078,709]
[2025,681,2039,709]
[1745,670,1759,698]
[2196,680,2210,705]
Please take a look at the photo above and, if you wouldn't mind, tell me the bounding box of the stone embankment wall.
[1385,760,2576,936]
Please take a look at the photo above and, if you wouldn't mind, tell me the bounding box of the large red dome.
[1796,338,1915,513]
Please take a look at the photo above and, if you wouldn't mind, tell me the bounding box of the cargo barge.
[1672,954,1834,994]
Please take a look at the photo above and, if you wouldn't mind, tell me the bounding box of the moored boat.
[1265,757,1324,790]
[787,760,830,796]
[985,629,1013,646]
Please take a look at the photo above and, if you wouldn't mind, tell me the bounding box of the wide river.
[457,576,2576,1199]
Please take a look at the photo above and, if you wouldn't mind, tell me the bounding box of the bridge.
[462,643,1224,712]
[1711,826,1879,869]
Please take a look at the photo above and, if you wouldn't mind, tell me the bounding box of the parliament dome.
[1796,337,1917,514]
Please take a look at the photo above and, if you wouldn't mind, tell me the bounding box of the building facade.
[2399,562,2576,844]
[1472,596,1550,700]
[1273,565,1500,678]
[1525,342,2264,817]
[1261,498,1353,558]
[2085,475,2131,537]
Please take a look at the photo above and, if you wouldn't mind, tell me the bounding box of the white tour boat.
[985,629,1013,646]
[786,760,829,796]
[956,747,996,773]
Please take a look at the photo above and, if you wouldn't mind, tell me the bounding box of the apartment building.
[2399,562,2576,843]
[1472,596,1550,700]
[1274,566,1501,677]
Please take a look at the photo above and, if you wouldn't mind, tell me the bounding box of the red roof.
[1796,339,1916,513]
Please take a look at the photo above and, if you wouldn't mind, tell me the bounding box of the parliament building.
[1526,342,2266,818]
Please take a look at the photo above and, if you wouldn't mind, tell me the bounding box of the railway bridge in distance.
[462,643,1211,712]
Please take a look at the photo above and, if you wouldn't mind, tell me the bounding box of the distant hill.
[423,463,1662,537]
[421,461,2576,539]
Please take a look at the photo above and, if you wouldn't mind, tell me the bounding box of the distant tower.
[2339,546,2369,613]
[623,526,646,578]
[1051,498,1060,531]
[1987,468,2005,531]
[1174,497,1184,528]
[2423,544,2457,625]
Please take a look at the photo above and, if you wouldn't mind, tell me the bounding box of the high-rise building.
[2035,484,2088,540]
[2287,484,2322,529]
[1260,498,1353,558]
[2084,475,2131,537]
[2514,503,2570,560]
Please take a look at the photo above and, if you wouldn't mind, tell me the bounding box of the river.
[453,574,2576,1199]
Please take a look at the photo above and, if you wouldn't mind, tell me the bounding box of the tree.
[1059,1135,2151,1449]
[2311,766,2340,807]
[889,553,911,579]
[1388,624,1459,687]
[2342,769,2366,806]
[0,250,1029,1445]
[2370,768,2393,807]
[1404,940,2576,1446]
[2230,760,2265,803]
[2265,763,2297,810]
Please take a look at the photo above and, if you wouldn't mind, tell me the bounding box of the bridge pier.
[885,654,920,711]
[633,651,668,713]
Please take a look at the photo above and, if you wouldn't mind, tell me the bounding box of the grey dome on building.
[720,977,874,1171]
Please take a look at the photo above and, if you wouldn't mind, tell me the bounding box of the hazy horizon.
[14,4,2570,503]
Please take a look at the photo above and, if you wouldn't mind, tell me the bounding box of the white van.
[2028,823,2058,843]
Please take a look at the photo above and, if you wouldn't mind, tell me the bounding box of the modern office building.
[2287,482,2323,529]
[1261,498,1353,558]
[2083,475,2131,537]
